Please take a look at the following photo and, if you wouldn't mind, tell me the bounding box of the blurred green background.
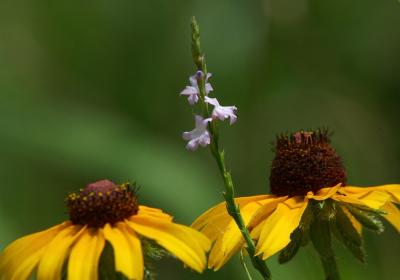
[1,0,399,279]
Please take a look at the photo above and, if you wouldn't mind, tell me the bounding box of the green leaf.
[142,238,170,261]
[346,205,384,234]
[343,203,387,215]
[332,206,365,263]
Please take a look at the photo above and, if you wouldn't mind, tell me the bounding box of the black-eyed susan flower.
[192,130,400,276]
[0,179,211,280]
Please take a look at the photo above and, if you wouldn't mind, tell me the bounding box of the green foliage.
[346,205,385,234]
[310,220,340,280]
[332,206,365,263]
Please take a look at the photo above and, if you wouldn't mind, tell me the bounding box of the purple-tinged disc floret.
[180,71,213,105]
[205,96,237,125]
[182,115,213,151]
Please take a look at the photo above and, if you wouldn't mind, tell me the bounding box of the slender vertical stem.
[240,249,253,280]
[310,201,340,280]
[190,16,271,280]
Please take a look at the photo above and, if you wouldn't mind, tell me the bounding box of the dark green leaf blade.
[346,205,384,234]
[333,206,365,263]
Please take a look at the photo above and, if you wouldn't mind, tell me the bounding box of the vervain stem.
[240,249,253,280]
[190,16,271,280]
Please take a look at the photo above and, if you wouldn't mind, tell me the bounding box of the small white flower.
[182,115,213,151]
[180,71,213,105]
[205,96,238,125]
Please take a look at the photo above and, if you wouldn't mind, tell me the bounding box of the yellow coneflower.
[0,179,210,280]
[193,130,400,274]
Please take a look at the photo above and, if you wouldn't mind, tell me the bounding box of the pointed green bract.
[332,206,365,263]
[346,205,384,234]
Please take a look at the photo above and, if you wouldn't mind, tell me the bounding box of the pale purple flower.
[205,96,238,125]
[180,71,213,105]
[182,115,212,151]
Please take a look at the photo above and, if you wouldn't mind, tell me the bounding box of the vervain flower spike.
[193,130,400,279]
[179,17,270,280]
[0,179,211,280]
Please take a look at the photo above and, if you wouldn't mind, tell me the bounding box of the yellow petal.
[0,222,68,280]
[103,223,143,280]
[381,202,400,232]
[198,213,232,242]
[377,184,400,203]
[10,249,45,280]
[128,216,209,273]
[37,225,85,280]
[334,190,390,210]
[136,205,173,222]
[68,228,105,280]
[208,200,265,270]
[248,196,286,230]
[307,184,341,200]
[192,203,232,244]
[340,206,362,235]
[342,184,400,204]
[250,220,266,240]
[255,197,308,260]
[191,195,272,231]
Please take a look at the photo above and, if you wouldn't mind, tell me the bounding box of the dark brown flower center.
[269,130,347,196]
[66,179,139,227]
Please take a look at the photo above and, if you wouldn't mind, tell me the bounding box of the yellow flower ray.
[192,195,271,231]
[381,202,400,232]
[127,216,209,273]
[255,197,308,260]
[37,225,85,280]
[138,206,173,222]
[68,228,105,280]
[0,222,68,279]
[103,223,143,280]
[208,200,265,270]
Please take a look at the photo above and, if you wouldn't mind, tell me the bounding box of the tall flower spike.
[180,71,213,105]
[182,115,212,151]
[0,179,211,280]
[205,96,238,125]
[180,17,271,280]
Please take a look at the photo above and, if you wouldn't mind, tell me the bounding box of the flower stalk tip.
[190,16,203,70]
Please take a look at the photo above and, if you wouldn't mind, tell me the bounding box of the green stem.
[210,141,271,279]
[319,254,340,280]
[310,202,340,280]
[240,249,253,280]
[190,16,271,280]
